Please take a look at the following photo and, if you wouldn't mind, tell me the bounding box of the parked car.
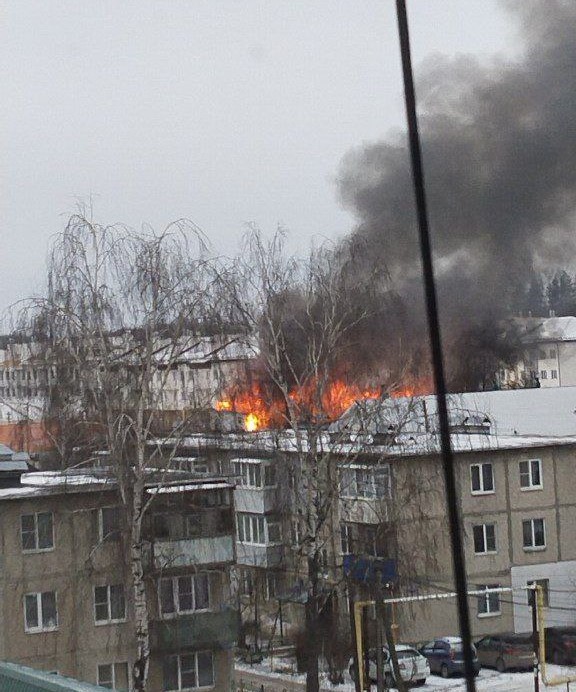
[350,645,430,686]
[419,637,481,678]
[475,633,534,672]
[544,627,576,665]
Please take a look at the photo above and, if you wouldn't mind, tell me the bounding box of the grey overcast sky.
[1,1,521,313]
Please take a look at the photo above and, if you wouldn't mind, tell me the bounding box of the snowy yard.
[235,660,576,692]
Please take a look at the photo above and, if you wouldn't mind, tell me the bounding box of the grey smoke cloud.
[337,0,576,322]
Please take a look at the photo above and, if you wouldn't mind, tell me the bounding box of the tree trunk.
[383,602,407,692]
[305,556,320,692]
[130,484,150,692]
[376,598,386,692]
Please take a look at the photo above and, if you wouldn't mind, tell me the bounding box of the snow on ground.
[235,660,576,692]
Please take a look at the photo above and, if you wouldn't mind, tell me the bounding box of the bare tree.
[18,211,217,692]
[218,226,403,692]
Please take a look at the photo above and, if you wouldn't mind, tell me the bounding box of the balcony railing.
[235,543,284,568]
[152,535,234,569]
[234,486,278,514]
[151,609,239,651]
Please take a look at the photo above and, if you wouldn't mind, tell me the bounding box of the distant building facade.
[499,316,576,389]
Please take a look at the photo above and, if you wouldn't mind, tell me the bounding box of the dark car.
[475,633,534,672]
[420,637,481,678]
[544,627,576,665]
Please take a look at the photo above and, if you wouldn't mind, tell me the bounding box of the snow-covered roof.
[164,426,576,459]
[0,466,232,501]
[147,480,233,494]
[333,387,576,439]
[516,316,576,343]
[153,335,257,366]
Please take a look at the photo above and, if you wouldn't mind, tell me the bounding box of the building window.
[153,513,170,539]
[163,651,214,690]
[292,519,302,546]
[340,464,391,499]
[232,459,276,489]
[159,574,210,616]
[265,573,277,600]
[519,459,542,490]
[540,370,548,379]
[470,463,494,494]
[99,507,121,542]
[539,350,547,360]
[363,526,386,558]
[21,512,54,552]
[237,513,281,545]
[528,579,550,608]
[549,349,556,359]
[473,523,497,554]
[340,524,351,555]
[239,569,254,596]
[523,518,546,550]
[94,585,126,623]
[477,584,501,617]
[24,591,58,632]
[97,662,129,690]
[551,369,558,379]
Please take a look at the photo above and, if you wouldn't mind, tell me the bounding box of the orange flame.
[391,377,434,399]
[289,379,380,421]
[217,377,432,431]
[215,383,275,432]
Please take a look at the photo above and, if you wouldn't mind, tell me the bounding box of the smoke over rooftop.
[337,1,576,387]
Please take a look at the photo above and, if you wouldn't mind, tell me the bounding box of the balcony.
[235,543,284,568]
[151,609,239,652]
[152,535,234,569]
[235,487,278,514]
[339,498,388,525]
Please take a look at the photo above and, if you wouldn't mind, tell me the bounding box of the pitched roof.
[516,316,576,343]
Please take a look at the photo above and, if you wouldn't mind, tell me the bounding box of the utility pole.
[348,588,362,692]
[376,585,386,692]
[530,586,540,692]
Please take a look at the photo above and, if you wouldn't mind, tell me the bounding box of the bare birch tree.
[19,211,216,691]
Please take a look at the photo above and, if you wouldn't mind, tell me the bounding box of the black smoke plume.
[337,0,576,390]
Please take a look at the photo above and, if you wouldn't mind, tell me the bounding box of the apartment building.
[154,395,576,648]
[499,316,576,388]
[0,468,237,691]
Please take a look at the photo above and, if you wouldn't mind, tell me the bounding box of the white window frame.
[232,458,276,489]
[551,369,558,379]
[470,462,494,495]
[540,370,548,379]
[340,523,351,555]
[97,661,130,690]
[164,651,214,691]
[237,513,281,545]
[340,464,391,499]
[472,523,497,555]
[291,519,302,546]
[21,511,54,552]
[477,584,501,618]
[519,459,543,490]
[24,591,58,633]
[159,573,211,618]
[94,584,127,624]
[522,518,546,551]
